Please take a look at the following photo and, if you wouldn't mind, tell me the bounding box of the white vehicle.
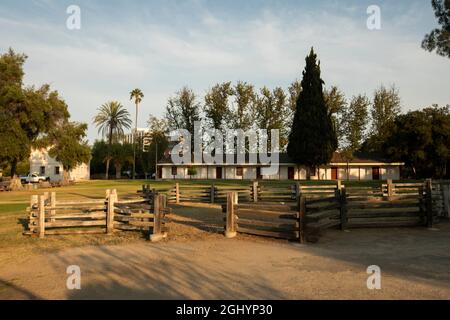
[20,173,50,184]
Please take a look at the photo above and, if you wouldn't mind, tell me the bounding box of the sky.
[1,0,449,143]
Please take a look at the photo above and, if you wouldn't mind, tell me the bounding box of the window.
[236,167,243,177]
[55,166,60,175]
[171,166,177,176]
[40,166,45,175]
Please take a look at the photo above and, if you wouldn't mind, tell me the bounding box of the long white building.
[156,152,403,181]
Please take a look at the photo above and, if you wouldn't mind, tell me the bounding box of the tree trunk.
[106,127,113,180]
[62,170,70,186]
[306,167,311,180]
[9,175,23,191]
[115,163,122,179]
[133,102,138,180]
[105,158,111,180]
[10,158,18,177]
[9,159,22,191]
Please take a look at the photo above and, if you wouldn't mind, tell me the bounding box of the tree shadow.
[0,279,41,300]
[51,244,288,300]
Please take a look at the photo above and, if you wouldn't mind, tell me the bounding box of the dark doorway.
[372,167,380,180]
[288,167,295,180]
[256,167,262,180]
[216,167,222,179]
[331,167,338,180]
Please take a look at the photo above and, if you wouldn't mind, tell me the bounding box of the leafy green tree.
[129,88,144,179]
[165,86,201,135]
[93,101,132,179]
[46,122,91,184]
[344,94,370,152]
[146,115,169,176]
[204,82,233,130]
[90,140,109,176]
[363,85,401,154]
[384,105,450,178]
[0,49,70,184]
[111,142,133,179]
[287,48,337,179]
[422,0,450,58]
[253,86,289,149]
[231,81,255,131]
[324,86,347,149]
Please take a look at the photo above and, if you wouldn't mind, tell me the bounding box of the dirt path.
[1,203,449,299]
[1,231,450,299]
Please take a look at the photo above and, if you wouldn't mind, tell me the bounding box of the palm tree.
[130,88,144,179]
[93,101,132,179]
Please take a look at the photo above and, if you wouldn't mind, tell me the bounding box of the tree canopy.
[422,0,450,58]
[0,49,71,178]
[287,48,338,175]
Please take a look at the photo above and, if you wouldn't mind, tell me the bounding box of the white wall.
[159,164,401,180]
[30,149,89,182]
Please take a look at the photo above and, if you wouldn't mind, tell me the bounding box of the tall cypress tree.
[287,48,337,178]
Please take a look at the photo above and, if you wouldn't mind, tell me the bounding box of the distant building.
[29,148,90,182]
[156,152,403,181]
[123,128,151,151]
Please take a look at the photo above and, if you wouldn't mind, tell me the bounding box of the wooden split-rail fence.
[25,186,169,242]
[167,180,450,218]
[224,179,444,243]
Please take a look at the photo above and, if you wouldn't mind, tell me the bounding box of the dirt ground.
[1,203,450,299]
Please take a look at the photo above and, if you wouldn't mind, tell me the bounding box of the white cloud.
[1,1,449,143]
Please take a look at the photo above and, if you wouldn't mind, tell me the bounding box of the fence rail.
[25,187,169,241]
[224,179,442,243]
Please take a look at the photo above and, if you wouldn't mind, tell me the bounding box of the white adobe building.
[156,152,403,181]
[29,148,90,182]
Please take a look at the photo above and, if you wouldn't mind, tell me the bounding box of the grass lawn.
[0,178,421,266]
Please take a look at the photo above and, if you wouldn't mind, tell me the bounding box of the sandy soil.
[1,203,449,299]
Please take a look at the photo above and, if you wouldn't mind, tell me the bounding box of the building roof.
[158,151,403,166]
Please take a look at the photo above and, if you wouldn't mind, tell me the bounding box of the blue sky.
[1,0,449,143]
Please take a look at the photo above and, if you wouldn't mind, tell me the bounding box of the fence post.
[50,192,56,222]
[225,192,237,238]
[30,195,38,209]
[296,182,301,200]
[252,181,258,203]
[426,179,433,228]
[150,194,166,242]
[339,186,348,230]
[210,184,215,204]
[38,195,45,239]
[106,189,116,235]
[443,184,450,218]
[387,179,394,199]
[298,194,306,244]
[175,183,180,204]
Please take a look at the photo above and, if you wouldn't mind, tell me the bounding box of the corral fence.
[25,186,170,241]
[224,179,446,243]
[162,180,450,218]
